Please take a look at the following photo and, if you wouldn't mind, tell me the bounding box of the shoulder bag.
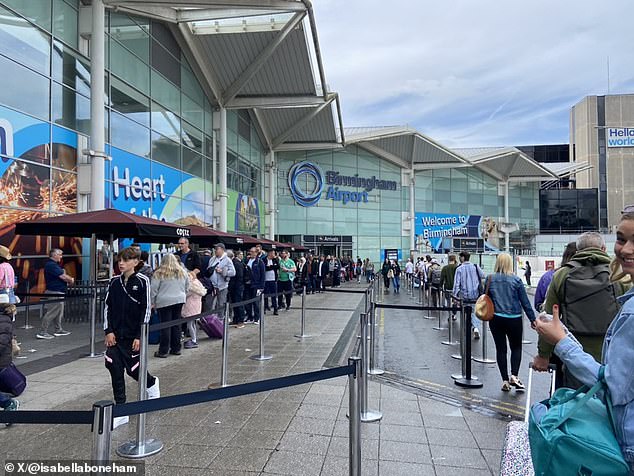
[475,275,494,321]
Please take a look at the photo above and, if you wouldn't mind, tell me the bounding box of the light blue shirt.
[452,262,484,302]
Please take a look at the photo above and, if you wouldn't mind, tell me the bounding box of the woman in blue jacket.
[487,253,536,392]
[537,207,634,470]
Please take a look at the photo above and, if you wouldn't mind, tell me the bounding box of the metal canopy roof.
[452,147,558,182]
[344,126,470,169]
[542,161,592,177]
[102,0,343,150]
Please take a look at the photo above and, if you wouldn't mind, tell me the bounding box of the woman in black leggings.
[486,253,536,392]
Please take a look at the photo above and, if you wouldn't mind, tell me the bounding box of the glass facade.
[277,147,540,262]
[540,188,598,233]
[0,2,266,289]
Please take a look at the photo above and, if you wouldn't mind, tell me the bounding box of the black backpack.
[243,261,252,286]
[561,260,620,336]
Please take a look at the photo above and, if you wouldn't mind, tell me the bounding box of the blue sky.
[312,0,634,148]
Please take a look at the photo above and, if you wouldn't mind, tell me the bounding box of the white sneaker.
[147,377,160,399]
[113,416,129,429]
[473,328,480,339]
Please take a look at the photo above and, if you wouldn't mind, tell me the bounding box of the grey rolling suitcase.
[500,363,556,476]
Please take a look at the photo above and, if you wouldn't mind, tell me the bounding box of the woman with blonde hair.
[486,252,536,392]
[151,253,189,358]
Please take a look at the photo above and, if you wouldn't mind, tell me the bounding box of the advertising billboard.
[414,212,500,252]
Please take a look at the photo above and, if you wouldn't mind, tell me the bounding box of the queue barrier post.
[442,290,460,346]
[20,281,34,329]
[359,312,382,422]
[453,305,483,388]
[91,400,114,464]
[250,294,272,361]
[295,286,311,339]
[472,319,496,364]
[432,290,447,330]
[117,322,164,458]
[221,301,231,387]
[348,356,362,476]
[367,303,384,376]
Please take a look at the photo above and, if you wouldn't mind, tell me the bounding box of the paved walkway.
[1,283,508,475]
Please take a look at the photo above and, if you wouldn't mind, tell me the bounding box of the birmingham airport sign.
[607,127,634,147]
[288,161,398,207]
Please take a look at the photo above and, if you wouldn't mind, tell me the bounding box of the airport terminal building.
[0,0,578,279]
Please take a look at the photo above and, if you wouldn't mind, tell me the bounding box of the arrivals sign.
[288,161,398,207]
[414,213,501,251]
[607,128,634,147]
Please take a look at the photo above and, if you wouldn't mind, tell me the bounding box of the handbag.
[0,362,27,396]
[528,366,629,476]
[475,275,494,321]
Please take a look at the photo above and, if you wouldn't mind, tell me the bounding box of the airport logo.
[607,127,634,147]
[288,161,324,207]
[288,161,397,207]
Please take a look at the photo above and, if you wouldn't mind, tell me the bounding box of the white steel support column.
[504,181,510,252]
[89,0,106,211]
[268,150,276,240]
[218,108,228,232]
[409,170,415,252]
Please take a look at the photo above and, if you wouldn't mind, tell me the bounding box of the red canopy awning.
[14,208,190,243]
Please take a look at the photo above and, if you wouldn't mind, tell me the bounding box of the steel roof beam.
[271,94,335,149]
[179,8,295,22]
[105,0,305,9]
[220,10,307,105]
[226,95,325,109]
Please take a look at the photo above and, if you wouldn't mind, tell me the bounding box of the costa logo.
[287,161,324,207]
[176,228,190,237]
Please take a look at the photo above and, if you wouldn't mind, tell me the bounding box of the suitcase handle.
[525,363,557,422]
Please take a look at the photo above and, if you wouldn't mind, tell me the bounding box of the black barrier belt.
[114,364,355,417]
[374,303,461,312]
[322,288,370,294]
[148,306,225,332]
[228,294,260,309]
[17,292,96,298]
[0,409,93,425]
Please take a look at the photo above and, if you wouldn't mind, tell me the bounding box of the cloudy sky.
[311,0,634,148]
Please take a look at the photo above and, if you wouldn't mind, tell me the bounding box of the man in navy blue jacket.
[244,246,265,323]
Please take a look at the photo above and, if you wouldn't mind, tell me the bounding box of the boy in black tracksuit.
[104,247,159,426]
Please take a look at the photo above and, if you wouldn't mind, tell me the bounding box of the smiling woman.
[535,205,634,472]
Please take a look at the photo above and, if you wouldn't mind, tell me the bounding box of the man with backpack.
[533,232,630,388]
[428,259,442,307]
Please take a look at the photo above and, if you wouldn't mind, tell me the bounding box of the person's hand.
[530,320,537,330]
[105,333,116,347]
[256,289,263,296]
[535,304,567,346]
[532,355,550,372]
[132,339,140,352]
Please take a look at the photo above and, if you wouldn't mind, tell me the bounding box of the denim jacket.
[555,286,634,463]
[487,273,536,321]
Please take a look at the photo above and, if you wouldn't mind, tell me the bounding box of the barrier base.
[85,352,103,359]
[361,410,383,422]
[454,377,483,389]
[250,354,273,361]
[433,325,448,331]
[441,340,460,346]
[472,356,496,364]
[294,333,312,339]
[450,353,462,360]
[423,315,435,320]
[368,368,384,376]
[116,438,163,458]
[19,324,35,329]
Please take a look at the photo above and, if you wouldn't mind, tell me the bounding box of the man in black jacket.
[175,237,201,278]
[103,247,160,429]
[227,250,245,327]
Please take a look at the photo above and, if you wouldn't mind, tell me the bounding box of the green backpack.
[528,367,629,476]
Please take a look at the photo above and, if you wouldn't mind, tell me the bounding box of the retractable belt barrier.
[0,361,364,476]
[374,303,461,312]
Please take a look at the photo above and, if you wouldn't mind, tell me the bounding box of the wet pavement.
[374,280,551,419]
